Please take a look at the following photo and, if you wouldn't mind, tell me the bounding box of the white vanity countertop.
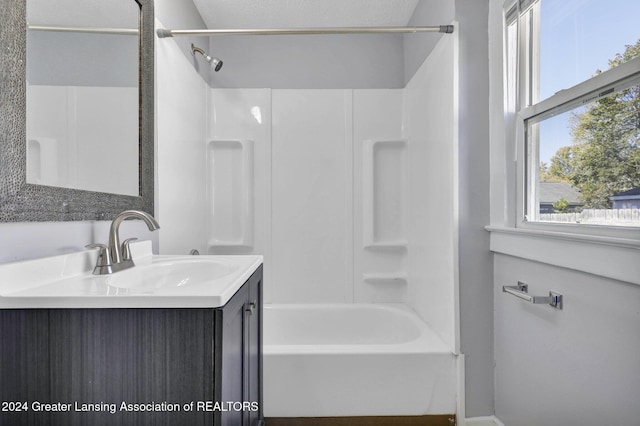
[0,241,263,309]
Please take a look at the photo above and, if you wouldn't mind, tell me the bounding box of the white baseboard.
[465,416,505,426]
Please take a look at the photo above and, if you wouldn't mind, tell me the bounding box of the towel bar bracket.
[503,282,563,309]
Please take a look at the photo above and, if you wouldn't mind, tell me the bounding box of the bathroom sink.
[0,241,263,309]
[106,259,239,289]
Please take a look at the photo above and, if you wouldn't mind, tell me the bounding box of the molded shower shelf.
[362,139,408,249]
[363,273,408,285]
[363,240,408,250]
[207,140,254,249]
[207,241,254,251]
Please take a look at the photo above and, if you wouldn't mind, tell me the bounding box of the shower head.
[191,43,223,72]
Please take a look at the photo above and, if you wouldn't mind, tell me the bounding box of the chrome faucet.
[87,210,160,275]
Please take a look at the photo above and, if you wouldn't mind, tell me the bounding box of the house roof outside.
[610,187,640,199]
[539,181,582,205]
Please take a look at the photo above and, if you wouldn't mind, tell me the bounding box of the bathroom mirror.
[26,0,139,196]
[0,0,154,221]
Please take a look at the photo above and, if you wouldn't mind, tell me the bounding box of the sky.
[537,0,640,164]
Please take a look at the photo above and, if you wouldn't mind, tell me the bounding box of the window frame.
[505,0,640,239]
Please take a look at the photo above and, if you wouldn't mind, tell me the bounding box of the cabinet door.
[247,267,263,426]
[1,308,215,426]
[217,283,249,426]
[0,309,51,426]
[216,265,263,426]
[48,309,215,426]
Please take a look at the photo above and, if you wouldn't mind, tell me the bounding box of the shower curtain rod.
[28,25,138,36]
[157,25,454,38]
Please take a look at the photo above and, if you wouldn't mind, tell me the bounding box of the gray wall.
[454,0,494,418]
[158,1,407,89]
[486,0,640,423]
[27,32,137,86]
[156,0,210,84]
[403,10,495,417]
[194,0,455,89]
[494,255,640,425]
[403,0,454,85]
[205,34,405,89]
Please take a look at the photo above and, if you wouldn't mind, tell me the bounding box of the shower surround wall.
[26,85,138,195]
[205,34,458,350]
[156,12,209,256]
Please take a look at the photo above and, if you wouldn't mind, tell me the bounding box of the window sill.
[486,225,640,286]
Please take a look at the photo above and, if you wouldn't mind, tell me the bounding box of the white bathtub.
[263,303,457,417]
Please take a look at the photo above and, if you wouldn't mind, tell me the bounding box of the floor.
[265,415,456,426]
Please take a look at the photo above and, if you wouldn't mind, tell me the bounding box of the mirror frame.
[0,0,154,222]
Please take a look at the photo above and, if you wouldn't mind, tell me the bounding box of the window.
[506,0,640,230]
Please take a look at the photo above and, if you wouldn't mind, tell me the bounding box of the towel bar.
[502,282,563,309]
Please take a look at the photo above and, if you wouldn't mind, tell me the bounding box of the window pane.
[506,21,518,114]
[539,0,640,100]
[529,83,640,227]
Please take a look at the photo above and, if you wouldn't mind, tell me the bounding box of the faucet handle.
[121,238,138,261]
[85,243,112,267]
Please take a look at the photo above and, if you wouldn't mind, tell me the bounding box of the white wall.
[270,90,353,303]
[406,0,496,417]
[0,220,158,264]
[0,221,94,263]
[488,0,640,424]
[160,0,459,363]
[155,0,209,255]
[352,90,407,304]
[27,85,138,196]
[205,79,458,350]
[405,34,458,351]
[205,89,272,301]
[207,89,405,305]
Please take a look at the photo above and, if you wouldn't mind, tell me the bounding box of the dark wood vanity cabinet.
[0,265,263,426]
[216,265,263,426]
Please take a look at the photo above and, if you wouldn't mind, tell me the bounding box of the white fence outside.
[540,208,640,226]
